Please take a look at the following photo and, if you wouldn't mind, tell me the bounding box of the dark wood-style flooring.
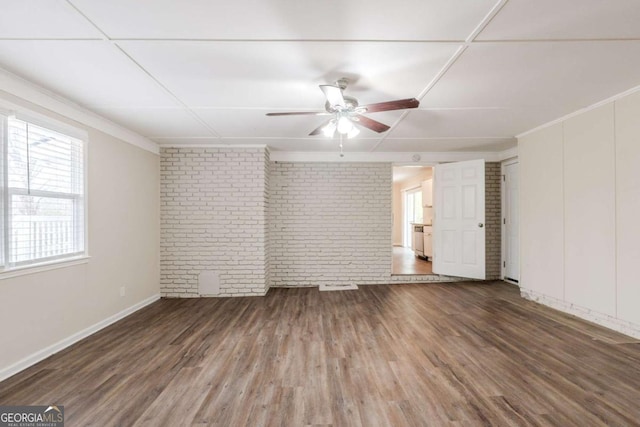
[392,246,433,275]
[1,282,640,426]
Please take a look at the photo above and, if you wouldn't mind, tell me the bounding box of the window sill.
[0,255,91,280]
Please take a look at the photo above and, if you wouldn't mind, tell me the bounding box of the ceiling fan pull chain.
[339,134,344,158]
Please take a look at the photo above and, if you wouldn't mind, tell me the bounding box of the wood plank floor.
[392,246,433,275]
[1,282,640,426]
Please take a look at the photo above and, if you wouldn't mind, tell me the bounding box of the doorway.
[392,166,433,275]
[403,187,423,247]
[502,160,520,283]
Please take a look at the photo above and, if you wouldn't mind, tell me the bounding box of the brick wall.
[485,162,502,280]
[269,162,394,287]
[160,147,269,297]
[263,149,272,294]
[160,154,500,296]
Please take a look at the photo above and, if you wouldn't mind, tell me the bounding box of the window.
[403,188,423,247]
[1,116,86,270]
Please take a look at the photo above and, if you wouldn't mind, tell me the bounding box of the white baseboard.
[0,294,161,383]
[521,288,640,339]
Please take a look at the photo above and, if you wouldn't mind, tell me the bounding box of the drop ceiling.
[1,0,639,153]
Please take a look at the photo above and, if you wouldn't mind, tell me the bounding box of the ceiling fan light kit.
[266,78,419,147]
[322,120,337,137]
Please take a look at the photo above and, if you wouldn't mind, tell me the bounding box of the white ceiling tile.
[195,109,332,138]
[422,42,640,111]
[376,138,515,152]
[118,41,461,108]
[2,1,637,154]
[195,109,403,139]
[0,41,179,108]
[388,107,566,138]
[94,108,215,137]
[479,0,640,40]
[219,138,381,152]
[0,1,103,39]
[72,0,496,40]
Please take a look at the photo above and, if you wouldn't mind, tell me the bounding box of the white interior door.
[433,159,486,279]
[504,162,520,282]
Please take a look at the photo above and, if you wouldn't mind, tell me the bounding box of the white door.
[433,159,486,279]
[504,162,520,282]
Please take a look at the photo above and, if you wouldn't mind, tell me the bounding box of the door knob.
[478,223,484,228]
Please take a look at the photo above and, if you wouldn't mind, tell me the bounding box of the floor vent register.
[319,283,359,291]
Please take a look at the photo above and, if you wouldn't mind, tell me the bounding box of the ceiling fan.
[266,78,420,139]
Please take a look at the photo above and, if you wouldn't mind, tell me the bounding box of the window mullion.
[1,115,8,269]
[10,188,79,199]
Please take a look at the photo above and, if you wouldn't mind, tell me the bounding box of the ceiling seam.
[108,38,467,43]
[63,0,110,41]
[111,45,222,138]
[464,0,510,43]
[369,0,510,153]
[0,38,104,41]
[368,44,467,153]
[5,37,637,43]
[471,38,640,43]
[65,0,222,139]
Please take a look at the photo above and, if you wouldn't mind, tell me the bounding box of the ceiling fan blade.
[320,85,346,108]
[266,111,329,116]
[360,98,419,113]
[354,115,391,133]
[309,119,333,136]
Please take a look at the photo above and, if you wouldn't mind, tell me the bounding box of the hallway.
[392,246,433,275]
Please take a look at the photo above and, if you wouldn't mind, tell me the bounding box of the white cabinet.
[412,224,424,257]
[423,226,433,258]
[421,179,433,207]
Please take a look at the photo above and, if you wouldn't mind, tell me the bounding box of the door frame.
[501,157,519,284]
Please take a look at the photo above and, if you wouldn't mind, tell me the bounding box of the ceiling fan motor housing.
[325,96,359,113]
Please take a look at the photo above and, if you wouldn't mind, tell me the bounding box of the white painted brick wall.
[485,162,502,280]
[160,147,269,297]
[161,154,489,298]
[270,162,391,287]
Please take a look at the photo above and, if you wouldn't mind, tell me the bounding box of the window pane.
[10,195,83,264]
[28,125,83,194]
[8,118,83,195]
[7,119,28,190]
[5,117,86,267]
[414,192,423,222]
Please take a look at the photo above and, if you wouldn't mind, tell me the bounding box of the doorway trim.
[501,157,519,284]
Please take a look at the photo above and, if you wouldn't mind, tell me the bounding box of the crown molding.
[269,151,508,163]
[159,143,268,149]
[497,146,518,161]
[0,67,159,155]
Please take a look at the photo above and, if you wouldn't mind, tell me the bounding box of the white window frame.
[0,108,89,277]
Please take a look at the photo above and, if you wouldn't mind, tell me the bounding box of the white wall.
[615,92,640,326]
[519,90,640,337]
[0,90,160,380]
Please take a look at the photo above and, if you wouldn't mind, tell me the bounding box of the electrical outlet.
[119,286,126,297]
